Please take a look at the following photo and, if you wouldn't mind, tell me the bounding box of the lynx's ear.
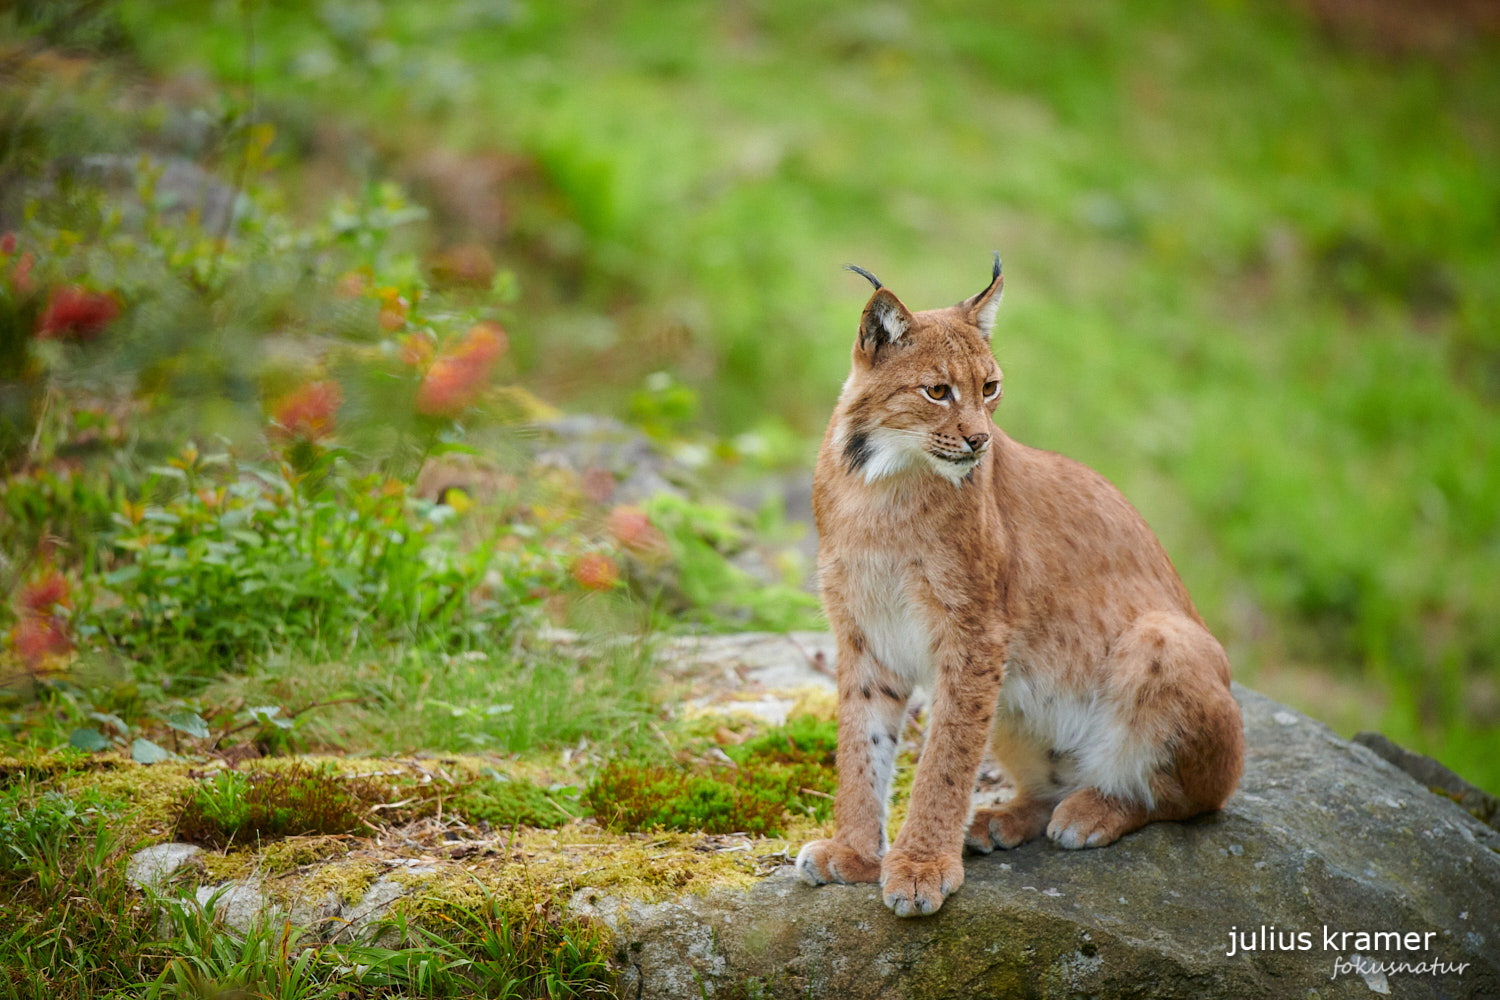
[958,252,1004,340]
[847,264,915,360]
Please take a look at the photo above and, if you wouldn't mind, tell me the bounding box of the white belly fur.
[843,552,934,689]
[996,664,1163,807]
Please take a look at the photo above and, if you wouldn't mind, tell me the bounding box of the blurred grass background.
[3,0,1497,787]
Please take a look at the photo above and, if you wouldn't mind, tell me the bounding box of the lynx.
[795,255,1244,917]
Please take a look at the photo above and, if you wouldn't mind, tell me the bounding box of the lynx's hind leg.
[1050,611,1244,849]
[965,725,1062,852]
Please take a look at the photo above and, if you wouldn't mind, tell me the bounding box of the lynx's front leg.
[881,643,1003,916]
[796,631,910,887]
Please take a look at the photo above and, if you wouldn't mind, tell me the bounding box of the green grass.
[192,636,661,755]
[0,780,159,997]
[90,0,1499,789]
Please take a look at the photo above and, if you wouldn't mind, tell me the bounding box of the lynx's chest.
[837,550,936,687]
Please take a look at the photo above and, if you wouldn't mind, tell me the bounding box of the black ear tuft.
[845,263,882,290]
[958,251,1005,340]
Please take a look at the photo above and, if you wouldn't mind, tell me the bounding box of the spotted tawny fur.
[795,255,1244,917]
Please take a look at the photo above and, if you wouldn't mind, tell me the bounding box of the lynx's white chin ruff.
[796,254,1244,918]
[841,424,979,486]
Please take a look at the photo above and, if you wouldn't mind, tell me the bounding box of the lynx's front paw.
[795,839,882,886]
[879,848,964,917]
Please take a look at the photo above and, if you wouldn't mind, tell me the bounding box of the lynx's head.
[834,255,1005,486]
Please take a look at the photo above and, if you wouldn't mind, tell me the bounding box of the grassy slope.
[112,1,1500,787]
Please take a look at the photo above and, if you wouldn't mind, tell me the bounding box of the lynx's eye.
[922,384,951,402]
[982,380,1000,399]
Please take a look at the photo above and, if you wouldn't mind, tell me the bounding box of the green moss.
[0,748,116,786]
[585,758,832,837]
[261,835,353,873]
[296,859,384,905]
[453,772,577,829]
[201,835,355,882]
[58,759,198,842]
[723,716,837,767]
[583,715,838,837]
[558,831,763,901]
[175,763,379,848]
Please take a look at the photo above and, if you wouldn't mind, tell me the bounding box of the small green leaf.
[249,705,294,730]
[131,738,173,764]
[103,565,140,585]
[87,711,129,735]
[165,711,210,740]
[69,728,111,752]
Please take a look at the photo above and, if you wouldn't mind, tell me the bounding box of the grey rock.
[193,881,278,935]
[164,872,421,946]
[126,842,201,891]
[595,686,1500,999]
[1354,730,1499,830]
[288,890,347,936]
[334,875,422,946]
[531,414,686,503]
[657,630,837,692]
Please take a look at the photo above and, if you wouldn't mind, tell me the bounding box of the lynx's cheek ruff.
[802,254,1244,918]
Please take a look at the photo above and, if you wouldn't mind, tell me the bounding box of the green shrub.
[91,446,514,669]
[643,493,821,632]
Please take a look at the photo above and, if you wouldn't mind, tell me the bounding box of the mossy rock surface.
[106,634,1499,999]
[597,686,1499,999]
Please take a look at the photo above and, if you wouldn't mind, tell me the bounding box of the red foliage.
[36,285,120,341]
[605,506,668,557]
[570,552,620,591]
[10,570,74,668]
[18,572,70,616]
[415,322,508,417]
[11,618,71,666]
[377,288,409,331]
[270,380,343,442]
[0,232,15,255]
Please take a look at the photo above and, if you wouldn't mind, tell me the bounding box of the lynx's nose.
[965,432,990,453]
